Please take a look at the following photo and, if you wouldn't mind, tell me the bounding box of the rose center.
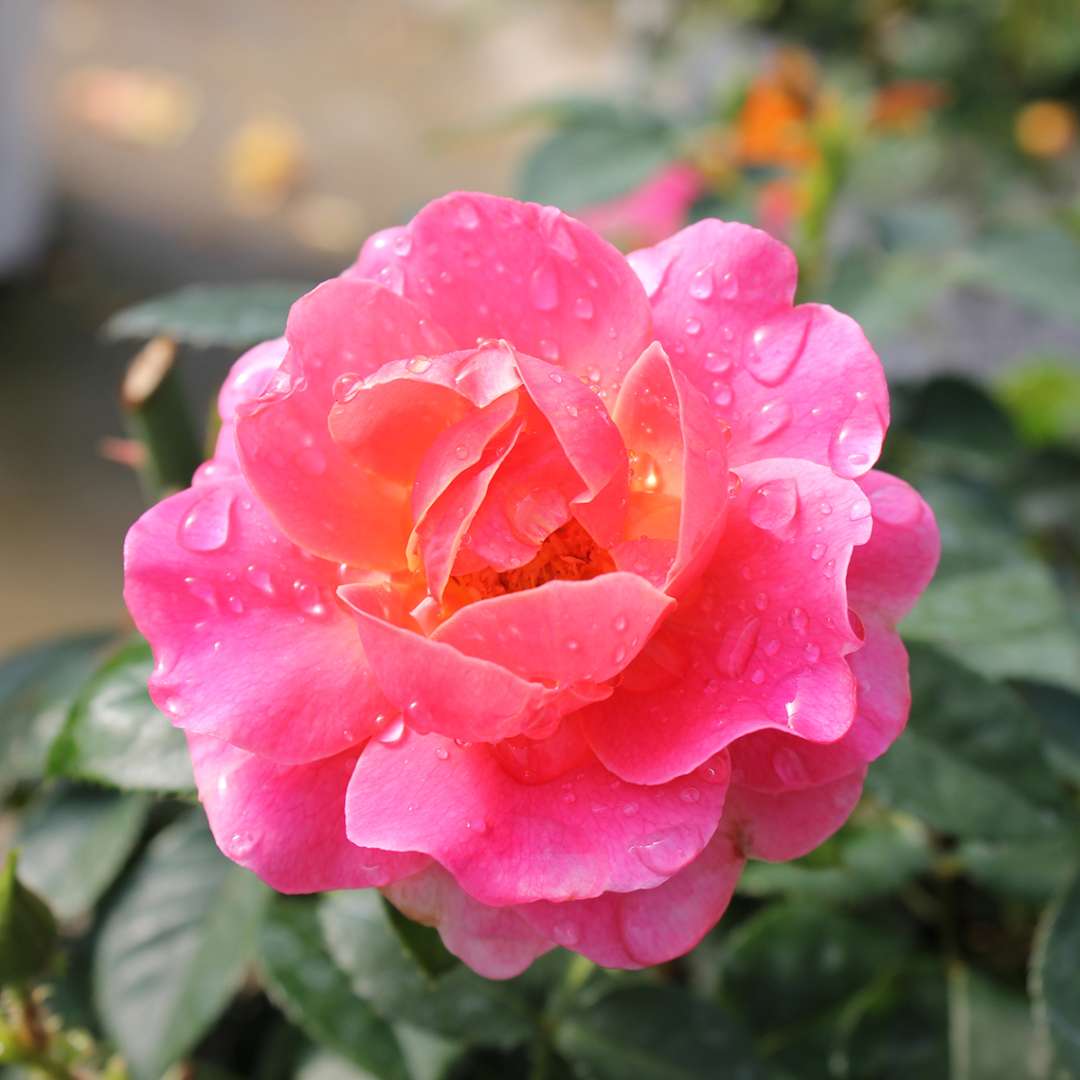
[445,518,615,604]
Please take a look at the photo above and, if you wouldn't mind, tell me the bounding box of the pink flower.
[576,162,705,249]
[124,193,939,978]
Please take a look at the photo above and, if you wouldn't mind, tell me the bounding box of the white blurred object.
[0,0,48,276]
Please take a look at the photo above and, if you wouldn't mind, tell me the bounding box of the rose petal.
[630,220,889,477]
[518,830,743,969]
[613,341,730,594]
[235,278,455,569]
[433,573,674,689]
[188,733,426,892]
[384,864,551,979]
[347,192,652,396]
[345,731,730,905]
[124,473,390,762]
[723,768,866,861]
[214,337,288,464]
[582,457,872,785]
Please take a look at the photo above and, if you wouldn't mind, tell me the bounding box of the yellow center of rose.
[444,519,615,606]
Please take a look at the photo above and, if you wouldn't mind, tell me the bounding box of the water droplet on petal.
[392,231,414,255]
[434,746,449,761]
[705,351,731,374]
[712,383,733,408]
[689,265,714,299]
[748,477,798,532]
[465,818,488,834]
[553,920,580,946]
[719,271,739,299]
[406,355,432,375]
[539,339,560,361]
[377,715,406,744]
[680,786,701,803]
[747,310,811,386]
[684,316,702,336]
[790,607,809,633]
[829,397,885,478]
[529,261,560,311]
[228,831,257,858]
[804,641,821,663]
[810,542,826,562]
[613,614,628,632]
[332,372,361,403]
[849,496,872,521]
[631,827,695,875]
[622,801,639,816]
[749,400,793,444]
[574,296,594,320]
[178,489,235,552]
[717,616,761,678]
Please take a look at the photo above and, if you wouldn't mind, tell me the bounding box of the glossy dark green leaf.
[15,787,150,920]
[0,632,112,791]
[258,898,408,1080]
[1031,871,1080,1075]
[868,644,1070,838]
[555,985,764,1080]
[94,811,271,1080]
[318,891,535,1049]
[49,636,194,793]
[517,116,675,212]
[903,561,1080,693]
[0,851,58,985]
[958,832,1079,902]
[105,282,313,348]
[1010,680,1080,787]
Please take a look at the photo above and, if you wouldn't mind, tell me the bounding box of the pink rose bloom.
[577,162,705,249]
[124,192,939,978]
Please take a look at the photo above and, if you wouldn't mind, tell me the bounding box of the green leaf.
[258,898,408,1080]
[958,832,1079,902]
[1010,681,1080,788]
[50,636,195,793]
[15,787,150,920]
[318,891,536,1049]
[105,282,313,348]
[947,963,1038,1080]
[867,644,1070,839]
[554,985,764,1080]
[902,562,1080,693]
[94,810,271,1080]
[0,632,112,792]
[382,898,458,978]
[517,115,676,213]
[1031,870,1080,1076]
[0,851,58,985]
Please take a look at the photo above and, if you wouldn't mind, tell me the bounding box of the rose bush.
[123,192,939,977]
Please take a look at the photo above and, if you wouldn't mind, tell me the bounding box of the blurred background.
[3,0,1080,652]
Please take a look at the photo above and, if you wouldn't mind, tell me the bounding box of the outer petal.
[723,768,866,861]
[432,574,674,690]
[613,341,730,594]
[847,470,941,622]
[630,220,888,477]
[383,865,551,979]
[582,458,872,784]
[728,617,908,791]
[235,278,456,569]
[188,733,427,892]
[214,337,287,464]
[518,831,744,970]
[347,192,652,396]
[345,731,731,906]
[124,470,389,763]
[338,582,555,743]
